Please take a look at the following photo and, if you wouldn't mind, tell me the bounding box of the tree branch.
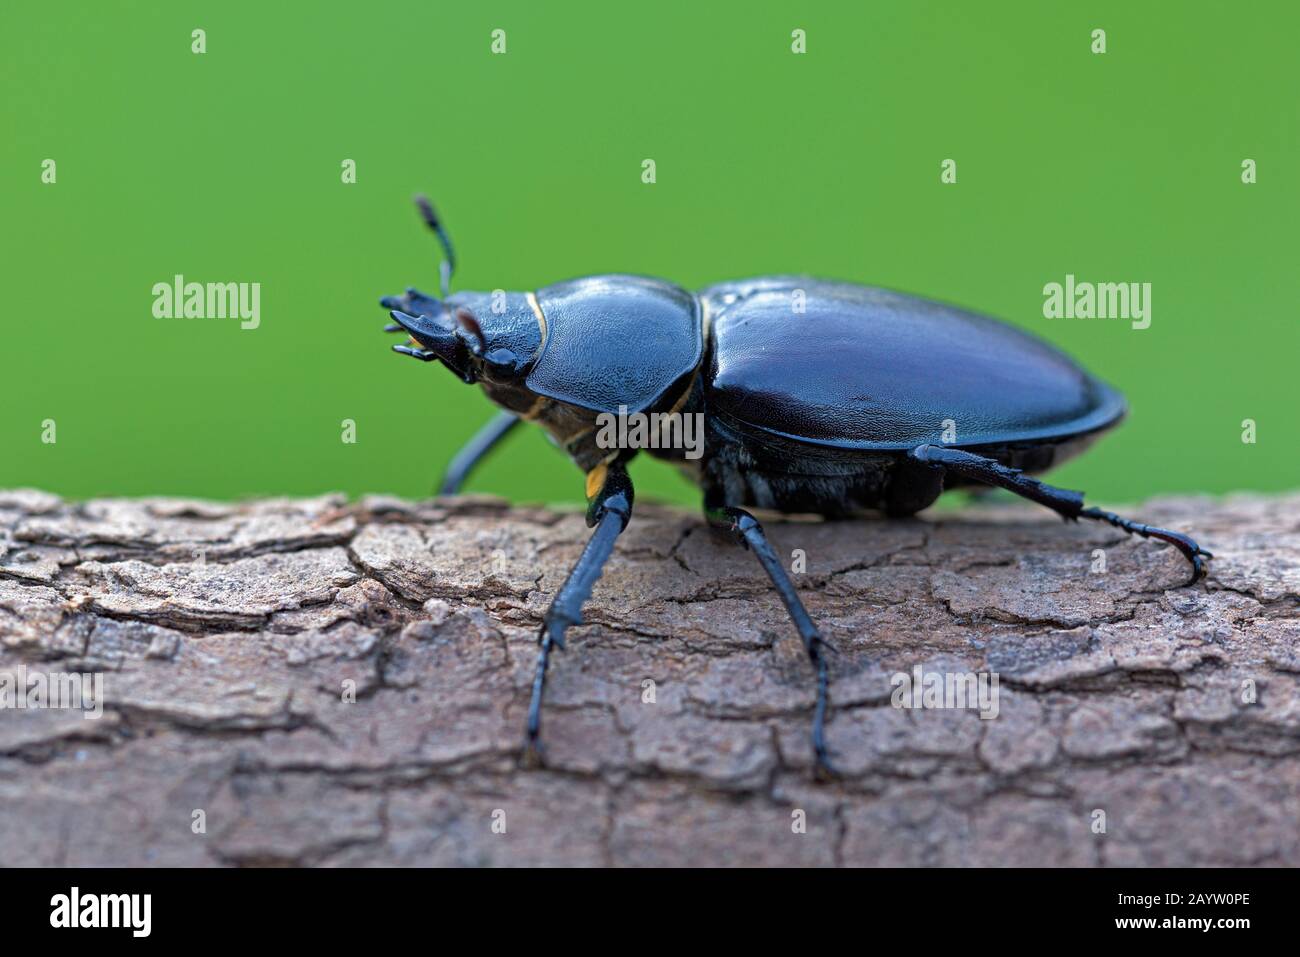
[0,488,1296,866]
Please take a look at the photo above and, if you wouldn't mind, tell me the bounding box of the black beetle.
[380,197,1210,777]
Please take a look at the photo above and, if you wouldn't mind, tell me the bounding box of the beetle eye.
[482,347,525,377]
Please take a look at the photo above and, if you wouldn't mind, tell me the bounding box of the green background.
[2,0,1295,506]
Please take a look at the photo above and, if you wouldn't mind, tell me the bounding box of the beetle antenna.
[414,195,456,299]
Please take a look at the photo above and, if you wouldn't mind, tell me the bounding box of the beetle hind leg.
[909,444,1211,585]
[705,497,837,780]
[1078,507,1213,582]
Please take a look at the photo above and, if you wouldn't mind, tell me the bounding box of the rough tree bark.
[1,487,1297,866]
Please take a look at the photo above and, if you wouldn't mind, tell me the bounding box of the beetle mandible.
[379,196,1211,777]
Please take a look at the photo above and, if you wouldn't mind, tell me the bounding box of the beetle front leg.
[523,461,634,766]
[909,445,1212,585]
[392,345,439,361]
[705,496,836,780]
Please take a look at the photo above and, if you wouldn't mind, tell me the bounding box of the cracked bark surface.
[1,487,1298,867]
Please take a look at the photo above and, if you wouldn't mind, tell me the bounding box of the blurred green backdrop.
[2,0,1295,506]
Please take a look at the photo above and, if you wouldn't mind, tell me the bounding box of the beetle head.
[387,290,541,385]
[382,196,542,399]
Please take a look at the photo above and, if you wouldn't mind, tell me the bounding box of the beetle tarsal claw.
[1075,506,1212,584]
[520,736,546,769]
[812,756,840,783]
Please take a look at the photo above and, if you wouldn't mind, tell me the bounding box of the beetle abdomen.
[701,278,1126,451]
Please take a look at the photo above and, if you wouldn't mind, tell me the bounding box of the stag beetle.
[379,197,1210,777]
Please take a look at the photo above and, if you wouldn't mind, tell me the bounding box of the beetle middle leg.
[705,494,837,780]
[523,461,634,766]
[909,445,1212,585]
